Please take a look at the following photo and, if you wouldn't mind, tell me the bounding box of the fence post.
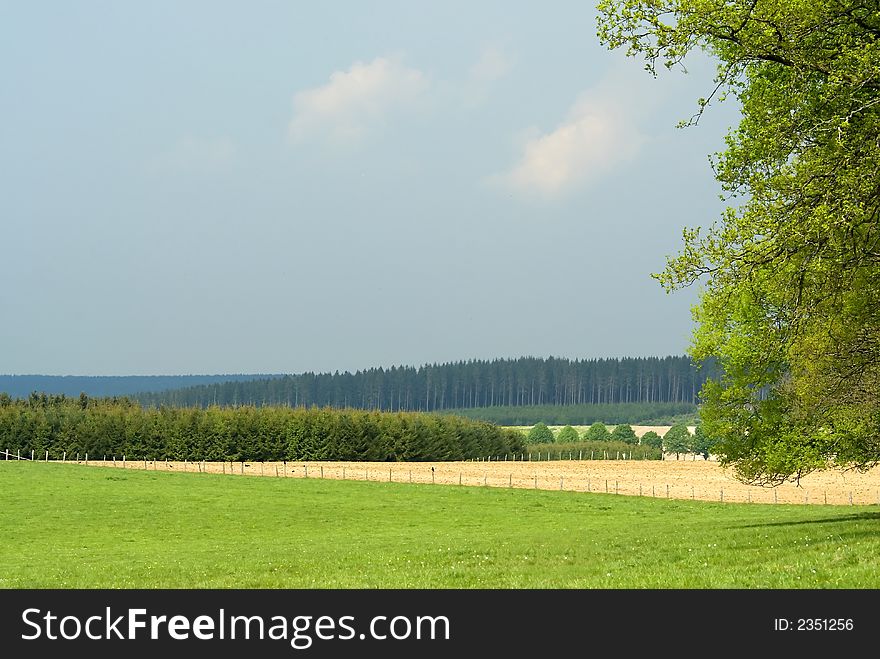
[85,453,88,465]
[459,472,462,485]
[63,451,66,463]
[534,475,537,489]
[666,484,669,498]
[509,473,512,488]
[4,449,7,461]
[45,450,48,462]
[31,450,35,461]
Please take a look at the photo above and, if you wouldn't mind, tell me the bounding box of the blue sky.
[1,1,741,375]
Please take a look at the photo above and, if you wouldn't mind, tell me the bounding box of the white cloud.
[491,68,656,198]
[288,57,428,145]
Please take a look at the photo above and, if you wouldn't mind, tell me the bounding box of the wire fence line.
[6,449,879,507]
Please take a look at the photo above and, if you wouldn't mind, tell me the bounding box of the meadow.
[2,462,879,589]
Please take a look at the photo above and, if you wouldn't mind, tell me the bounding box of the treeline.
[447,402,697,426]
[133,356,715,412]
[523,441,662,461]
[0,374,278,399]
[0,393,524,462]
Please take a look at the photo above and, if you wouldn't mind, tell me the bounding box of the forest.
[132,355,714,413]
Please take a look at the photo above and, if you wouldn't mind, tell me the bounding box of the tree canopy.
[585,422,612,441]
[611,423,638,444]
[527,422,556,444]
[691,424,715,460]
[640,430,663,450]
[663,424,693,459]
[597,0,880,484]
[557,425,581,443]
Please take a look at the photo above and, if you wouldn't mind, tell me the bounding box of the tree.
[585,422,611,441]
[527,422,555,444]
[691,424,715,460]
[597,1,880,484]
[611,423,638,445]
[556,425,581,443]
[640,430,663,450]
[663,424,692,460]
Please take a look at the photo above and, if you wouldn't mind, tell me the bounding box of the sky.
[1,1,742,376]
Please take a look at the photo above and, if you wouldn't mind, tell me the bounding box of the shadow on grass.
[736,511,880,529]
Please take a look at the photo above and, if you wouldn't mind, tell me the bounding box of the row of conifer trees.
[0,393,525,462]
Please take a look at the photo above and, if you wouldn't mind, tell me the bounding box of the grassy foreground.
[1,462,878,588]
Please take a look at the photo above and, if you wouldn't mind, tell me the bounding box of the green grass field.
[2,462,878,588]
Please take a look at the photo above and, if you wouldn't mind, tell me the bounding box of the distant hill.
[0,374,280,400]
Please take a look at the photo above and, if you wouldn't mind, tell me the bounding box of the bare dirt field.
[67,456,880,506]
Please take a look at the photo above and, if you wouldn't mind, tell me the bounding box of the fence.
[6,449,879,506]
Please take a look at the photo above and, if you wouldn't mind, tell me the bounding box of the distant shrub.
[526,422,555,444]
[556,425,580,443]
[611,423,637,445]
[585,422,611,442]
[640,430,663,449]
